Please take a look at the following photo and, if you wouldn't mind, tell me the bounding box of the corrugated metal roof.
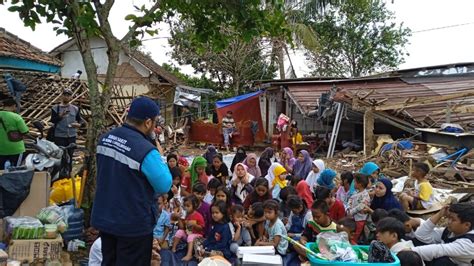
[281,75,474,128]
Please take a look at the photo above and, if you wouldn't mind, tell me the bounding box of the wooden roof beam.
[374,91,474,111]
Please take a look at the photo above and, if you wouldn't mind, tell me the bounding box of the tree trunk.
[234,78,240,96]
[271,38,286,79]
[276,42,285,79]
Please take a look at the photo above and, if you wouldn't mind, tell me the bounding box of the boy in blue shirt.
[153,194,171,247]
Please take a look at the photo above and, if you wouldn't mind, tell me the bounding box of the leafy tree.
[306,0,411,77]
[161,63,219,92]
[2,0,291,208]
[168,23,276,95]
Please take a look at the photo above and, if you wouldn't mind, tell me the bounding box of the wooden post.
[364,110,375,157]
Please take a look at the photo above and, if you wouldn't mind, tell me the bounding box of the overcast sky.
[1,0,474,77]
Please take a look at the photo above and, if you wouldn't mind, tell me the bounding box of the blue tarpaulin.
[215,90,263,109]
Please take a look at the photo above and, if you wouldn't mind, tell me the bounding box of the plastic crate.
[305,243,400,266]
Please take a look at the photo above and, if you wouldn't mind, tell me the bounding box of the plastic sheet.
[4,216,44,239]
[36,205,68,233]
[316,232,358,262]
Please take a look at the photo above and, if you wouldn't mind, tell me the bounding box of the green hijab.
[189,156,207,185]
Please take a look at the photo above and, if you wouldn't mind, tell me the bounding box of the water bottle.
[3,160,11,172]
[62,207,84,243]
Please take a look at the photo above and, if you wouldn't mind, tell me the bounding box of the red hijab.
[296,180,313,209]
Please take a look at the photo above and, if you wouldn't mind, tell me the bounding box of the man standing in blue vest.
[91,97,172,265]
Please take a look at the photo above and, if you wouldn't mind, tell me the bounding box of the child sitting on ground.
[153,195,171,248]
[296,200,337,260]
[315,186,345,222]
[229,204,252,254]
[347,173,371,244]
[388,208,424,241]
[364,208,389,244]
[204,178,222,205]
[337,217,357,245]
[256,199,289,256]
[336,171,354,210]
[397,250,424,266]
[279,186,297,220]
[290,175,313,209]
[376,217,414,254]
[400,163,434,211]
[198,200,233,260]
[168,167,184,218]
[171,195,205,261]
[246,202,265,244]
[286,195,312,240]
[243,177,272,209]
[193,182,212,234]
[271,165,289,201]
[411,202,474,265]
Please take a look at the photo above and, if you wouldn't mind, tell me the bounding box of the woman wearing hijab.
[258,147,274,177]
[349,162,382,195]
[203,145,217,165]
[290,176,313,209]
[279,147,296,173]
[369,178,402,211]
[293,150,313,179]
[230,147,246,173]
[181,156,209,195]
[230,163,254,205]
[305,159,325,193]
[264,162,280,189]
[243,153,262,178]
[316,169,337,192]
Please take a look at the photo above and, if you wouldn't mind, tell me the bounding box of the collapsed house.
[258,63,474,156]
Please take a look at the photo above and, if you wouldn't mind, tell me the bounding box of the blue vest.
[91,124,157,237]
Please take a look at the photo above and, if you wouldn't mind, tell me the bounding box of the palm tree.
[268,0,339,79]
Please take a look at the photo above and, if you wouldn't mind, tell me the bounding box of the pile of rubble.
[0,70,136,146]
[327,137,474,190]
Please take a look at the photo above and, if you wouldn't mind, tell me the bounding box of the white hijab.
[306,159,325,192]
[231,163,255,202]
[264,162,282,188]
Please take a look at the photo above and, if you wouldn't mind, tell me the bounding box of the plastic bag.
[37,205,68,233]
[316,232,358,262]
[368,240,395,263]
[4,216,44,239]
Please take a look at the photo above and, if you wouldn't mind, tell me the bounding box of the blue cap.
[360,162,380,176]
[127,97,160,120]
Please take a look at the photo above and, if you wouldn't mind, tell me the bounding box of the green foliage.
[168,21,276,95]
[306,0,411,77]
[162,0,291,51]
[161,63,219,91]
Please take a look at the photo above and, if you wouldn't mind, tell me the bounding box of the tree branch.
[120,0,162,44]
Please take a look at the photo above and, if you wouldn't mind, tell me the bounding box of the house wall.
[265,90,284,137]
[59,38,151,91]
[263,88,368,152]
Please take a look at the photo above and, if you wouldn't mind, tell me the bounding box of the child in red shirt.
[171,195,205,261]
[315,186,345,222]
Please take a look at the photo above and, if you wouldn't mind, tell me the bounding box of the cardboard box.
[14,171,51,217]
[237,246,275,259]
[0,171,50,240]
[8,236,63,262]
[242,254,282,265]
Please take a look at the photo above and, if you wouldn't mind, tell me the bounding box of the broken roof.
[261,62,474,129]
[0,27,62,68]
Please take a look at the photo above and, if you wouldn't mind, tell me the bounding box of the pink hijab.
[243,153,262,178]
